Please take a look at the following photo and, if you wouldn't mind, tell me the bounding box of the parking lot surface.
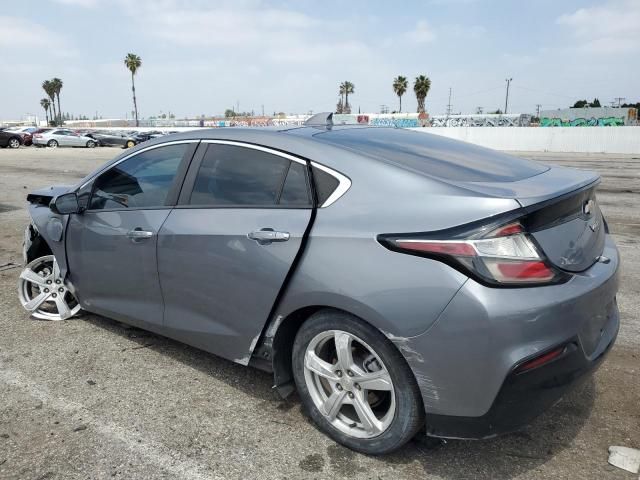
[0,147,639,479]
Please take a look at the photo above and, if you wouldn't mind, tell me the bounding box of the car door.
[66,141,198,327]
[157,141,313,363]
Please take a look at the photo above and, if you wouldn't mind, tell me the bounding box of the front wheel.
[292,309,424,455]
[125,140,135,148]
[8,137,20,148]
[86,140,96,148]
[47,140,58,148]
[18,255,82,321]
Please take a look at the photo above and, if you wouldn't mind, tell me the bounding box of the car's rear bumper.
[396,234,620,437]
[424,304,618,438]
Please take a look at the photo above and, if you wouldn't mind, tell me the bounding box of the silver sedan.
[32,129,97,148]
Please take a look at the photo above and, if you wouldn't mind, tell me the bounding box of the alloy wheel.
[8,138,20,148]
[18,255,81,321]
[303,329,395,439]
[47,140,58,148]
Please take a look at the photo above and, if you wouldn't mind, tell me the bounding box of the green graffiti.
[540,116,625,127]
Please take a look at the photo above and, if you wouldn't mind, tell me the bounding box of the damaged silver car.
[19,114,620,454]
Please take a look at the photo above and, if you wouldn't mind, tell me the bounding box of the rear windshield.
[314,128,548,182]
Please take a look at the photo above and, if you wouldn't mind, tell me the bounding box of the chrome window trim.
[201,140,351,208]
[78,140,200,190]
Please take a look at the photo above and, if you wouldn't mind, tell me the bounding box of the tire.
[125,140,135,148]
[86,140,96,148]
[8,137,20,149]
[47,140,58,148]
[292,309,424,455]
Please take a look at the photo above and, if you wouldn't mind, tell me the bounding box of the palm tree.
[124,53,142,126]
[42,80,57,125]
[393,76,408,113]
[339,81,355,114]
[40,98,51,125]
[51,78,63,125]
[413,75,432,113]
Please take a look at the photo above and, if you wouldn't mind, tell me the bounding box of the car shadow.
[81,312,595,479]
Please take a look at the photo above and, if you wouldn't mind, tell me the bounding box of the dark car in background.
[85,130,132,148]
[0,128,23,148]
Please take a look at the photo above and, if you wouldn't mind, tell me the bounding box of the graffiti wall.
[540,107,637,127]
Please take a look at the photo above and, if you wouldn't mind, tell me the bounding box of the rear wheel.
[292,309,424,455]
[8,137,20,148]
[125,140,135,148]
[86,140,96,148]
[47,139,58,148]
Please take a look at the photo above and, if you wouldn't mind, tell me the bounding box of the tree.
[42,80,57,125]
[51,78,63,125]
[413,75,431,113]
[590,98,601,107]
[224,109,236,118]
[124,53,142,126]
[335,98,344,114]
[40,99,51,126]
[572,100,588,108]
[339,81,355,114]
[392,76,408,113]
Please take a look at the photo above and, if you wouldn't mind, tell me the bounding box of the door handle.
[126,228,154,240]
[248,228,290,245]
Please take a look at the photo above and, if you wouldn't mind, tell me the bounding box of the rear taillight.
[34,134,42,138]
[380,221,567,287]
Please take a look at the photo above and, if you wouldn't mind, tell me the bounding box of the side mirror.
[50,192,80,215]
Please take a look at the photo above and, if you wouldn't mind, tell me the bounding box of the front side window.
[89,143,188,210]
[189,144,297,206]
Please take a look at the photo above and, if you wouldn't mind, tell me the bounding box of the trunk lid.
[454,166,605,273]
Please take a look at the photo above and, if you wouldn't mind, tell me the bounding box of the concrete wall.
[410,126,640,154]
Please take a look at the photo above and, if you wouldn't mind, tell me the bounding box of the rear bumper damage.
[397,234,620,439]
[425,306,618,439]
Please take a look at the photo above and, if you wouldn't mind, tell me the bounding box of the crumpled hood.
[27,185,72,205]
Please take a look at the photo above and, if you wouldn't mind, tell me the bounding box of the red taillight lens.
[514,346,565,374]
[381,221,564,287]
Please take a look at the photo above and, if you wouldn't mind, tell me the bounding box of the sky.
[1,0,639,120]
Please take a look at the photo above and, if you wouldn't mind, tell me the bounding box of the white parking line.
[0,366,220,480]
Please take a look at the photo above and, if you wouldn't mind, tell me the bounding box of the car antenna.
[304,112,333,129]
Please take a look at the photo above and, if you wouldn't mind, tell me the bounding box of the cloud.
[404,20,436,44]
[557,0,640,54]
[0,16,66,48]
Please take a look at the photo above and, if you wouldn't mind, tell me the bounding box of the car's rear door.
[157,141,313,363]
[66,141,198,327]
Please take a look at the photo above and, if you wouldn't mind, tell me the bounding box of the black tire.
[47,140,58,148]
[125,140,135,148]
[292,309,424,455]
[86,140,96,148]
[8,137,20,149]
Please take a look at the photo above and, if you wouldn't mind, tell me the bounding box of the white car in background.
[33,129,98,148]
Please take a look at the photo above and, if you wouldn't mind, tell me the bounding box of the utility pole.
[445,87,453,118]
[614,97,626,108]
[261,104,264,116]
[236,100,240,114]
[536,104,542,118]
[504,78,513,114]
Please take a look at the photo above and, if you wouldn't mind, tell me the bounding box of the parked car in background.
[85,130,131,148]
[4,126,37,146]
[0,128,23,148]
[32,129,98,148]
[19,114,619,455]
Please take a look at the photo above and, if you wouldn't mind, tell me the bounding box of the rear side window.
[312,167,340,205]
[189,144,290,206]
[89,143,188,210]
